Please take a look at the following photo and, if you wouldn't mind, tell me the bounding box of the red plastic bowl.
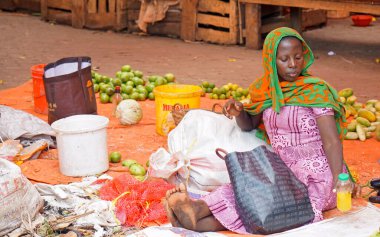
[351,15,373,27]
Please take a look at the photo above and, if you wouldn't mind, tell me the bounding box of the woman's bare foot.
[163,199,181,227]
[165,183,227,232]
[166,183,199,230]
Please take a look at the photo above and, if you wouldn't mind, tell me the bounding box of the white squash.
[116,100,143,125]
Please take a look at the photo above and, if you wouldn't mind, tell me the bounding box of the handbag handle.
[211,103,223,114]
[215,148,228,160]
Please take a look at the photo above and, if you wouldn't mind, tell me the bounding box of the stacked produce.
[339,88,380,141]
[199,81,250,101]
[91,65,176,103]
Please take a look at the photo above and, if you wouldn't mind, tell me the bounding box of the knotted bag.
[216,145,314,234]
[43,57,97,124]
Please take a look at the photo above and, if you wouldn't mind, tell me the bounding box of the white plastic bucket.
[51,115,109,176]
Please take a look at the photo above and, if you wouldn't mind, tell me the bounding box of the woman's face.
[276,37,304,82]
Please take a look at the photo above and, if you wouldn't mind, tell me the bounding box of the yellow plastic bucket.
[154,84,202,136]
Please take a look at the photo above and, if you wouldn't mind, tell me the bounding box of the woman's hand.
[223,99,244,119]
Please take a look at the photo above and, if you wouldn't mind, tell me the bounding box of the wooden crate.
[0,0,17,11]
[85,0,127,30]
[41,0,127,30]
[0,0,40,12]
[302,9,327,30]
[194,0,239,45]
[241,5,327,49]
[41,0,85,28]
[126,0,141,32]
[126,0,181,38]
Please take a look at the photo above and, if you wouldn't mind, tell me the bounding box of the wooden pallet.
[41,0,127,30]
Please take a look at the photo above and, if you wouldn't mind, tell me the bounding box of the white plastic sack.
[149,110,268,193]
[0,159,43,235]
[0,105,55,146]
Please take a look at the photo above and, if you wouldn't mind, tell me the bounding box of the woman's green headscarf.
[244,27,347,141]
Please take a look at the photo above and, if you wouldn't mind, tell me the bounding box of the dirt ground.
[0,11,379,101]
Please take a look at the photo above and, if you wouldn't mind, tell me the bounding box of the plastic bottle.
[112,86,122,116]
[336,173,353,212]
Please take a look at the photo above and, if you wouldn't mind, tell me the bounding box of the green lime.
[129,164,146,176]
[202,81,210,88]
[148,75,157,82]
[242,88,249,96]
[124,85,133,94]
[121,65,132,72]
[106,87,115,96]
[121,93,129,100]
[115,71,122,78]
[155,76,164,86]
[145,84,155,93]
[122,159,138,168]
[148,92,155,100]
[164,73,175,83]
[212,94,218,100]
[136,78,145,86]
[138,93,147,101]
[126,81,134,87]
[99,93,110,103]
[112,78,122,87]
[109,151,122,163]
[209,83,215,89]
[99,83,108,93]
[93,84,99,93]
[94,73,101,83]
[130,92,139,100]
[103,76,111,84]
[134,70,143,78]
[137,87,148,96]
[131,77,139,86]
[213,87,221,95]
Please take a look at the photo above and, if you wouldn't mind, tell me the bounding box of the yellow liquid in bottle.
[337,192,352,212]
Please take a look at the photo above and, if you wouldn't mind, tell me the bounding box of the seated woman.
[164,27,348,234]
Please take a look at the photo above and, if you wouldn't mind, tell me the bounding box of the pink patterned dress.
[201,106,336,234]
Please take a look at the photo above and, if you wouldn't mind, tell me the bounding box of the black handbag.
[43,57,97,124]
[216,145,314,234]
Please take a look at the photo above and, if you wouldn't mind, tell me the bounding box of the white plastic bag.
[149,110,268,193]
[0,105,55,141]
[0,159,43,235]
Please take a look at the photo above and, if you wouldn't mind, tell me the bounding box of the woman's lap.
[201,149,335,232]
